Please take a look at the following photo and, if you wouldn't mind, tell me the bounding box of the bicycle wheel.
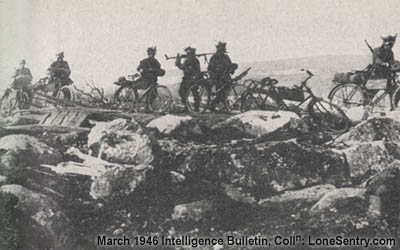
[0,90,14,117]
[114,85,137,112]
[308,99,350,133]
[391,85,400,110]
[18,91,30,110]
[147,85,172,113]
[328,83,365,109]
[240,90,279,112]
[242,79,257,89]
[224,84,246,112]
[185,83,210,114]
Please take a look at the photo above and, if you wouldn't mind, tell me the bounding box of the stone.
[87,118,153,165]
[259,184,336,206]
[334,117,400,146]
[337,141,394,180]
[212,110,300,138]
[0,184,94,250]
[90,164,152,200]
[146,114,192,135]
[365,160,400,218]
[310,187,366,213]
[0,135,61,180]
[172,200,214,222]
[159,139,350,200]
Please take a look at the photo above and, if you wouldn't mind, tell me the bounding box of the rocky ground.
[1,108,400,250]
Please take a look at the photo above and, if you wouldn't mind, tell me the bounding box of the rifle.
[165,52,217,64]
[233,67,251,82]
[164,53,215,60]
[365,40,374,54]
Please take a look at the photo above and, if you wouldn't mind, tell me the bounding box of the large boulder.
[336,141,395,180]
[0,184,94,250]
[37,148,153,200]
[259,184,336,206]
[365,160,400,219]
[146,114,192,135]
[0,135,61,181]
[90,164,151,200]
[310,187,366,214]
[172,199,215,222]
[87,118,153,165]
[334,117,400,146]
[158,139,350,201]
[212,110,300,139]
[385,110,400,123]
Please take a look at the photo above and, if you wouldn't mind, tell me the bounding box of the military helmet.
[382,34,397,45]
[184,46,196,54]
[57,52,64,58]
[216,41,227,49]
[147,46,157,54]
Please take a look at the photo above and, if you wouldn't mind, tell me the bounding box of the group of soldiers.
[10,35,398,110]
[136,41,238,110]
[12,52,73,96]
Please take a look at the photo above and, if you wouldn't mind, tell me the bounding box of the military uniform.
[49,60,73,86]
[208,52,238,108]
[136,57,165,89]
[13,67,33,89]
[372,46,394,79]
[176,56,201,104]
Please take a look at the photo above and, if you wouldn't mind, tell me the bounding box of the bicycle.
[113,73,172,113]
[185,67,251,114]
[328,62,400,111]
[0,87,30,117]
[240,69,350,133]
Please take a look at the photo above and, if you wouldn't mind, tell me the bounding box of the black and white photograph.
[1,0,400,249]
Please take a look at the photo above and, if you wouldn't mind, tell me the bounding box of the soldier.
[208,42,238,110]
[12,59,33,89]
[175,46,201,109]
[48,52,73,89]
[372,34,396,79]
[136,47,165,89]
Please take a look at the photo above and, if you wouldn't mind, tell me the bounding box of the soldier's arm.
[12,69,19,78]
[137,61,144,72]
[175,56,183,69]
[195,59,201,73]
[27,68,33,80]
[374,48,385,65]
[64,62,71,76]
[389,51,395,62]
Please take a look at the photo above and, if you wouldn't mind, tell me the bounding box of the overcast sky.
[1,0,400,90]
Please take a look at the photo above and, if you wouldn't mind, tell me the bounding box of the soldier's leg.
[193,85,200,111]
[178,79,187,104]
[214,78,230,105]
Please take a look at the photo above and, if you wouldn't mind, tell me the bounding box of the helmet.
[184,46,196,54]
[381,34,397,46]
[57,52,64,58]
[216,41,227,51]
[147,46,157,54]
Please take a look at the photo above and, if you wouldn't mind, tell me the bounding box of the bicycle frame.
[127,81,159,105]
[265,72,316,111]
